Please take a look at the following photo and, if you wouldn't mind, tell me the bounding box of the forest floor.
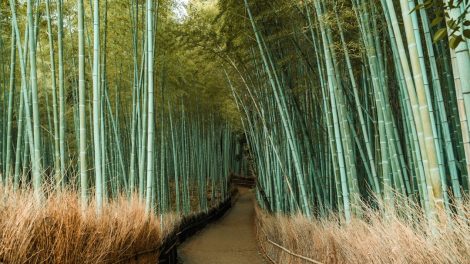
[178,188,266,264]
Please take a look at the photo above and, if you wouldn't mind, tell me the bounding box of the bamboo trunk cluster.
[0,0,238,216]
[236,0,470,224]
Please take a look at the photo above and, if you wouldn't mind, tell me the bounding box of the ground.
[179,188,266,264]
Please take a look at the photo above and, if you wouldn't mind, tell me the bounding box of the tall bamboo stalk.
[78,0,88,206]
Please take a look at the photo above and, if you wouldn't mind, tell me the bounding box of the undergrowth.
[256,199,470,264]
[0,186,174,264]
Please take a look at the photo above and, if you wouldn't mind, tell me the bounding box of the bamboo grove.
[224,0,470,224]
[0,1,242,216]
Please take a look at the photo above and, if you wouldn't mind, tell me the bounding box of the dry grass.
[0,186,176,264]
[256,200,470,264]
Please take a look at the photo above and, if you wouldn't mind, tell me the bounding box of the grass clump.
[0,186,169,264]
[256,199,470,264]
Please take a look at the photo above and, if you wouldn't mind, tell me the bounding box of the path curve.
[178,188,266,264]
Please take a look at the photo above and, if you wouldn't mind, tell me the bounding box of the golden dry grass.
[256,200,470,264]
[0,186,177,264]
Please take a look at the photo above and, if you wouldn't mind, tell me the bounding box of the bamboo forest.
[0,0,469,263]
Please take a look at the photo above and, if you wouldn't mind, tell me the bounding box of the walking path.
[178,188,266,264]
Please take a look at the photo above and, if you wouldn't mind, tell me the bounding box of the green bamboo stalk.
[5,25,16,184]
[92,0,103,213]
[45,0,61,187]
[78,0,88,207]
[145,0,156,214]
[27,0,42,198]
[57,0,66,182]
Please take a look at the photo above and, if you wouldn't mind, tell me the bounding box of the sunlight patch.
[174,0,189,21]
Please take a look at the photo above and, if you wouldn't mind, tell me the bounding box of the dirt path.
[178,188,266,264]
